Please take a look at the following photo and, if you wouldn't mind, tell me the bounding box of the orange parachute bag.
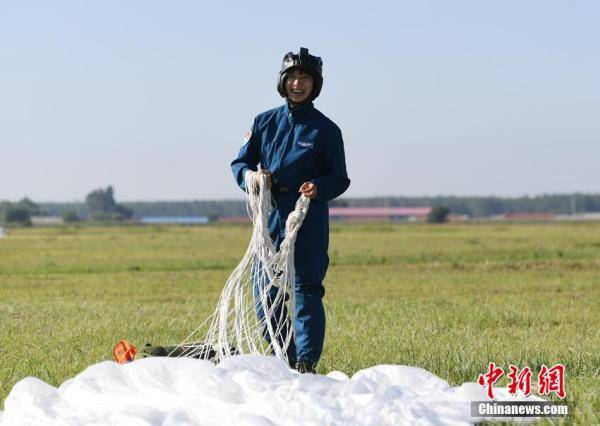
[113,340,138,364]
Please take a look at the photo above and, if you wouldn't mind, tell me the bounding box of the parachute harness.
[172,172,310,363]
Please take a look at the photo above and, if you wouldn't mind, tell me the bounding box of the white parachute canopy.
[175,171,310,363]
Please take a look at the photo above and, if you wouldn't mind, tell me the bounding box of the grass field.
[0,222,598,424]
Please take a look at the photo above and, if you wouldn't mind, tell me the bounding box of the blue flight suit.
[231,101,350,365]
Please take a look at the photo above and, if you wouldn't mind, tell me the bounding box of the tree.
[427,206,450,224]
[17,197,42,216]
[86,186,115,214]
[329,199,349,207]
[85,186,133,221]
[4,206,32,226]
[1,198,41,226]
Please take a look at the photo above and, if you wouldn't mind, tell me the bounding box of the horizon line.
[2,191,598,204]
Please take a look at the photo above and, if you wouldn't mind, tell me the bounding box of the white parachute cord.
[253,172,283,358]
[172,169,310,365]
[267,194,310,348]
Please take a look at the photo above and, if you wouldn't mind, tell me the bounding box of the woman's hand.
[254,170,273,189]
[299,182,318,199]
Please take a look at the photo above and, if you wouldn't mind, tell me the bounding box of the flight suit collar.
[285,101,314,123]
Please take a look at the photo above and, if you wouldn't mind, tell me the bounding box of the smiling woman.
[285,69,315,104]
[230,47,351,373]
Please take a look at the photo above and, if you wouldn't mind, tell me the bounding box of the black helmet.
[277,47,323,101]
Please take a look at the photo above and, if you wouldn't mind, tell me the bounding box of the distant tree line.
[4,192,600,225]
[120,193,599,218]
[1,186,132,225]
[40,199,247,220]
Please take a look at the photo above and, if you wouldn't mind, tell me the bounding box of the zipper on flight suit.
[272,111,296,189]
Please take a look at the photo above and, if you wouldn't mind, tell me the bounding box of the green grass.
[1,222,598,424]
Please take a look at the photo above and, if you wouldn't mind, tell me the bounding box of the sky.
[1,1,599,202]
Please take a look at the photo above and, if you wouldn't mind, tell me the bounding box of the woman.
[231,47,350,373]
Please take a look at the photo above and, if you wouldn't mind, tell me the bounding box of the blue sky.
[1,1,598,201]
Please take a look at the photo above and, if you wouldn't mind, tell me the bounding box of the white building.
[31,216,64,226]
